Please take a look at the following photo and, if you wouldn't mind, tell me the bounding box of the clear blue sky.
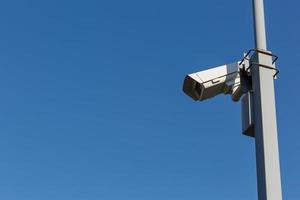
[0,0,299,199]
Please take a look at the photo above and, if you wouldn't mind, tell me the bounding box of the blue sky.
[0,0,299,199]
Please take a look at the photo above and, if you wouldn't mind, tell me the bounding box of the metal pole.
[252,0,267,50]
[251,0,283,199]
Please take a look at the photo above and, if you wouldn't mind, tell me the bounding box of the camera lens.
[194,82,202,98]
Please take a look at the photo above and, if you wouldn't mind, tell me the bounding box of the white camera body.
[183,62,243,101]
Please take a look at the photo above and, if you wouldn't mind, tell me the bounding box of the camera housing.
[183,62,242,101]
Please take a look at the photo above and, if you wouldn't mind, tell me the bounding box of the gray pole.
[252,0,267,50]
[251,0,283,199]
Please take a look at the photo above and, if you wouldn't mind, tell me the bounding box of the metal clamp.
[245,62,279,78]
[239,48,279,78]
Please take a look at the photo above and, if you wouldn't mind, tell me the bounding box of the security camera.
[183,62,244,101]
